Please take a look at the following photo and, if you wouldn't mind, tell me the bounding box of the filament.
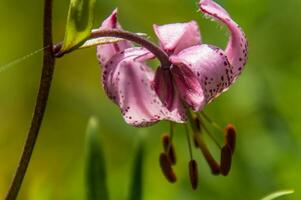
[168,122,174,151]
[197,114,222,149]
[200,112,224,133]
[184,124,193,160]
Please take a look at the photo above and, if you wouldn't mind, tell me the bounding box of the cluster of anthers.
[159,112,236,189]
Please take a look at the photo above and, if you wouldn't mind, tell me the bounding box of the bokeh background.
[1,0,301,199]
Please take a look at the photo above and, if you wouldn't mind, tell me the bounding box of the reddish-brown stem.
[53,29,172,68]
[5,0,55,199]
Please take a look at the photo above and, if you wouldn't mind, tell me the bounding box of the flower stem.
[5,0,55,199]
[53,29,172,68]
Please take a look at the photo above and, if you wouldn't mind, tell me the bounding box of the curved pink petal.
[96,9,132,66]
[170,44,233,104]
[103,47,184,127]
[170,62,205,111]
[153,67,186,118]
[102,47,154,103]
[153,21,201,55]
[199,0,248,79]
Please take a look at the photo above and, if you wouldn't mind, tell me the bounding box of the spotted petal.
[103,47,184,127]
[153,67,186,119]
[170,63,205,111]
[170,44,233,105]
[153,21,201,55]
[199,0,248,79]
[97,9,132,66]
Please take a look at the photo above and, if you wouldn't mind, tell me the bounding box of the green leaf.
[261,189,294,200]
[61,0,96,52]
[85,117,109,200]
[79,33,147,49]
[128,142,144,200]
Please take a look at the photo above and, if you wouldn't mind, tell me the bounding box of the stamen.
[200,112,224,133]
[193,115,201,132]
[189,111,221,149]
[189,159,198,190]
[225,124,236,154]
[184,124,193,160]
[220,145,232,176]
[197,114,222,149]
[193,132,220,175]
[186,110,199,133]
[159,153,177,183]
[186,110,220,175]
[169,145,177,165]
[185,112,202,147]
[193,134,200,148]
[169,122,174,150]
[169,122,177,165]
[162,133,170,151]
[161,133,176,165]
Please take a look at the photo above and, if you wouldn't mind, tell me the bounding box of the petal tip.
[153,21,202,54]
[101,8,119,28]
[198,0,248,81]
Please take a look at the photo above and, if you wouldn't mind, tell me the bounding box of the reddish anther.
[189,159,199,190]
[161,133,177,165]
[159,153,177,183]
[220,145,232,176]
[225,124,236,153]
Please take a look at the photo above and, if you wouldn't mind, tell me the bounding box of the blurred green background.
[1,0,301,199]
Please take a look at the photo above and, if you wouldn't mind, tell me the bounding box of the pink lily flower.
[97,0,248,127]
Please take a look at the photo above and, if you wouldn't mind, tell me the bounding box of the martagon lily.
[96,0,248,187]
[97,0,247,127]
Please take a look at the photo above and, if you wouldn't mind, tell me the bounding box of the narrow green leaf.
[85,117,109,200]
[128,142,144,200]
[261,189,294,200]
[61,0,96,52]
[79,33,147,49]
[80,37,125,49]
